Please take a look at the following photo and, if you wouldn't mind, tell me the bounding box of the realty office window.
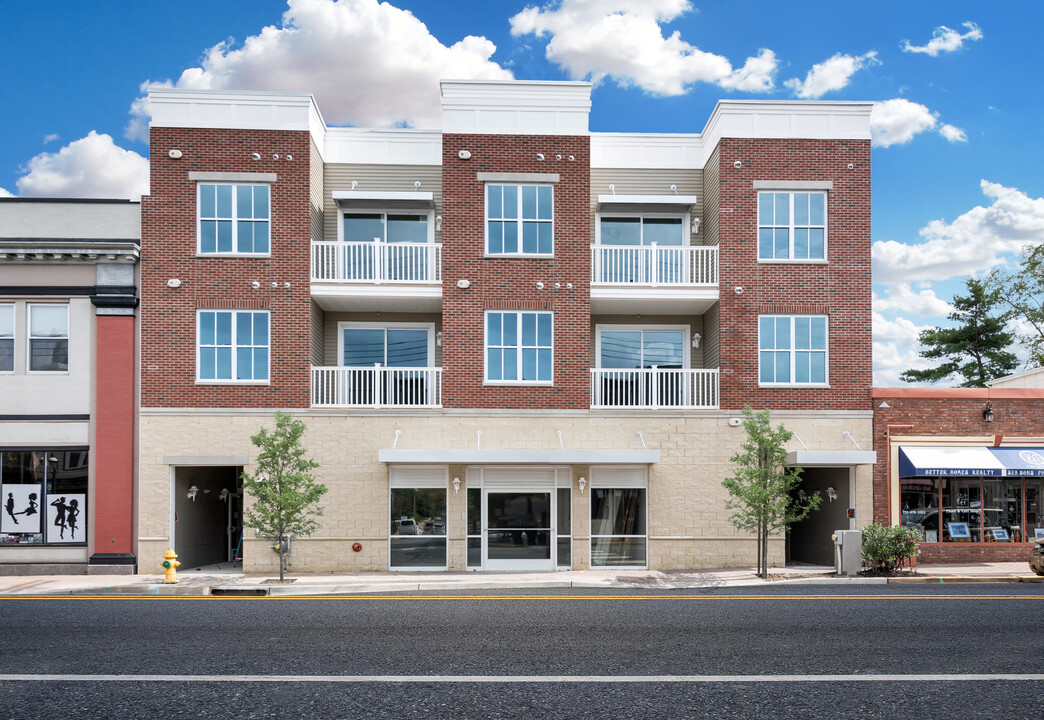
[758,191,826,261]
[486,184,553,255]
[28,304,68,373]
[0,304,13,372]
[759,315,828,386]
[198,183,270,255]
[486,311,553,384]
[197,310,270,382]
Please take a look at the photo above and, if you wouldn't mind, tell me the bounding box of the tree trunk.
[761,521,769,580]
[279,546,286,581]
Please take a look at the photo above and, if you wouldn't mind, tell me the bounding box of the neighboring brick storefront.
[440,133,592,409]
[716,138,872,412]
[141,127,313,409]
[873,387,1044,563]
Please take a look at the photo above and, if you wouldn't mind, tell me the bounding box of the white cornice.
[440,79,592,136]
[324,127,442,165]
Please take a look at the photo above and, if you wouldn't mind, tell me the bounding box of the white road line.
[1,674,1042,683]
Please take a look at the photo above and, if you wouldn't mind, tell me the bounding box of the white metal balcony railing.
[590,368,719,409]
[591,244,718,286]
[312,241,442,283]
[312,365,442,408]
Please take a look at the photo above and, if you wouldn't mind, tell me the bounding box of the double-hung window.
[198,184,270,254]
[486,311,553,383]
[759,315,828,385]
[0,304,13,372]
[758,191,826,261]
[28,304,68,373]
[197,310,270,382]
[486,184,553,255]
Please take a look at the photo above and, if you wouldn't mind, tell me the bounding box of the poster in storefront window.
[946,521,971,540]
[46,493,85,543]
[2,484,43,534]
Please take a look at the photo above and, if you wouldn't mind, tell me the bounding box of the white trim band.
[753,180,833,190]
[189,172,277,183]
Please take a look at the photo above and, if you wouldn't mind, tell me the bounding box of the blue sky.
[2,0,1042,385]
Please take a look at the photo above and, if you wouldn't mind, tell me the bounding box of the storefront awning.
[379,449,660,465]
[785,450,877,467]
[895,446,1044,477]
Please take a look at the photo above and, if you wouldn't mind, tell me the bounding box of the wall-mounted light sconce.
[435,215,442,232]
[798,489,808,503]
[690,217,701,234]
[453,477,461,494]
[187,485,199,502]
[475,429,483,449]
[826,486,838,502]
[983,402,995,422]
[691,332,701,349]
[578,476,586,494]
[219,488,229,502]
[536,153,544,161]
[436,331,443,347]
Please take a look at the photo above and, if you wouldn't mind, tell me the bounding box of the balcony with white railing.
[590,367,719,410]
[590,244,718,315]
[312,365,442,409]
[311,241,443,312]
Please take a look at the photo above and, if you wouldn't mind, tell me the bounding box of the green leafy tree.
[241,411,328,581]
[900,277,1018,387]
[722,406,821,579]
[990,243,1044,367]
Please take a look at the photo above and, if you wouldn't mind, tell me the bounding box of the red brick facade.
[141,127,312,408]
[872,388,1044,562]
[440,133,592,409]
[716,138,872,411]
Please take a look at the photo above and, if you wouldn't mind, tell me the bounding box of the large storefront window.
[1,450,88,545]
[901,476,1042,543]
[590,488,647,567]
[389,487,447,569]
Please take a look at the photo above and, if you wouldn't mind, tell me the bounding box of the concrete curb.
[887,575,1044,584]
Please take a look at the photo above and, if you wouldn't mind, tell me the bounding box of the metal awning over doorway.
[785,450,877,467]
[379,449,660,464]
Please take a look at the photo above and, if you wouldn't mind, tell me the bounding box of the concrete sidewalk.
[0,562,1039,596]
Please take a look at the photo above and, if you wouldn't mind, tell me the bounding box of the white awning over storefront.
[785,450,877,467]
[379,449,660,464]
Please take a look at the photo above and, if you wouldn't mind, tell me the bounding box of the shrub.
[861,523,922,572]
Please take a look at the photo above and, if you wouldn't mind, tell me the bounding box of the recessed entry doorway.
[788,467,852,566]
[172,466,243,569]
[466,467,572,572]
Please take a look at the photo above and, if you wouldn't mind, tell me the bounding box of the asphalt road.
[1,584,1042,719]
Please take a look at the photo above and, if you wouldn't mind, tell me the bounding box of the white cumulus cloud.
[873,284,953,317]
[869,98,937,147]
[509,0,777,95]
[873,312,935,387]
[938,123,967,143]
[126,0,513,140]
[902,22,983,56]
[14,131,148,200]
[872,180,1044,285]
[783,51,879,99]
[0,187,13,197]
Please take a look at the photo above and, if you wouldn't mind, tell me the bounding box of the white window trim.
[758,314,830,388]
[336,208,435,244]
[388,466,449,572]
[196,182,272,257]
[589,466,648,570]
[756,190,828,263]
[594,324,691,369]
[0,303,14,374]
[484,183,555,258]
[483,310,554,386]
[337,321,436,368]
[195,309,271,385]
[594,211,692,246]
[26,303,69,375]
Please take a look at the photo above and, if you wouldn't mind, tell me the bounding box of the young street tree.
[990,243,1044,367]
[900,277,1018,387]
[722,406,820,580]
[241,411,328,581]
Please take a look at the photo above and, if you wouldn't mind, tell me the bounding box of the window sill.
[483,253,555,259]
[195,253,272,259]
[26,370,70,375]
[483,380,554,387]
[758,383,831,389]
[756,258,828,264]
[195,380,271,386]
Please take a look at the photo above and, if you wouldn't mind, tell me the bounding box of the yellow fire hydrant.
[162,547,181,584]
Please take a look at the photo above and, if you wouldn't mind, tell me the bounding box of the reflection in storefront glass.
[901,475,1040,543]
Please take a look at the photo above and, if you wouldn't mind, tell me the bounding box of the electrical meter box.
[833,530,862,577]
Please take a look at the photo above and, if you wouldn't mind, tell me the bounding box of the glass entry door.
[484,491,554,571]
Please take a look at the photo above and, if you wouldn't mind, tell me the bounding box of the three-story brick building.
[137,81,876,573]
